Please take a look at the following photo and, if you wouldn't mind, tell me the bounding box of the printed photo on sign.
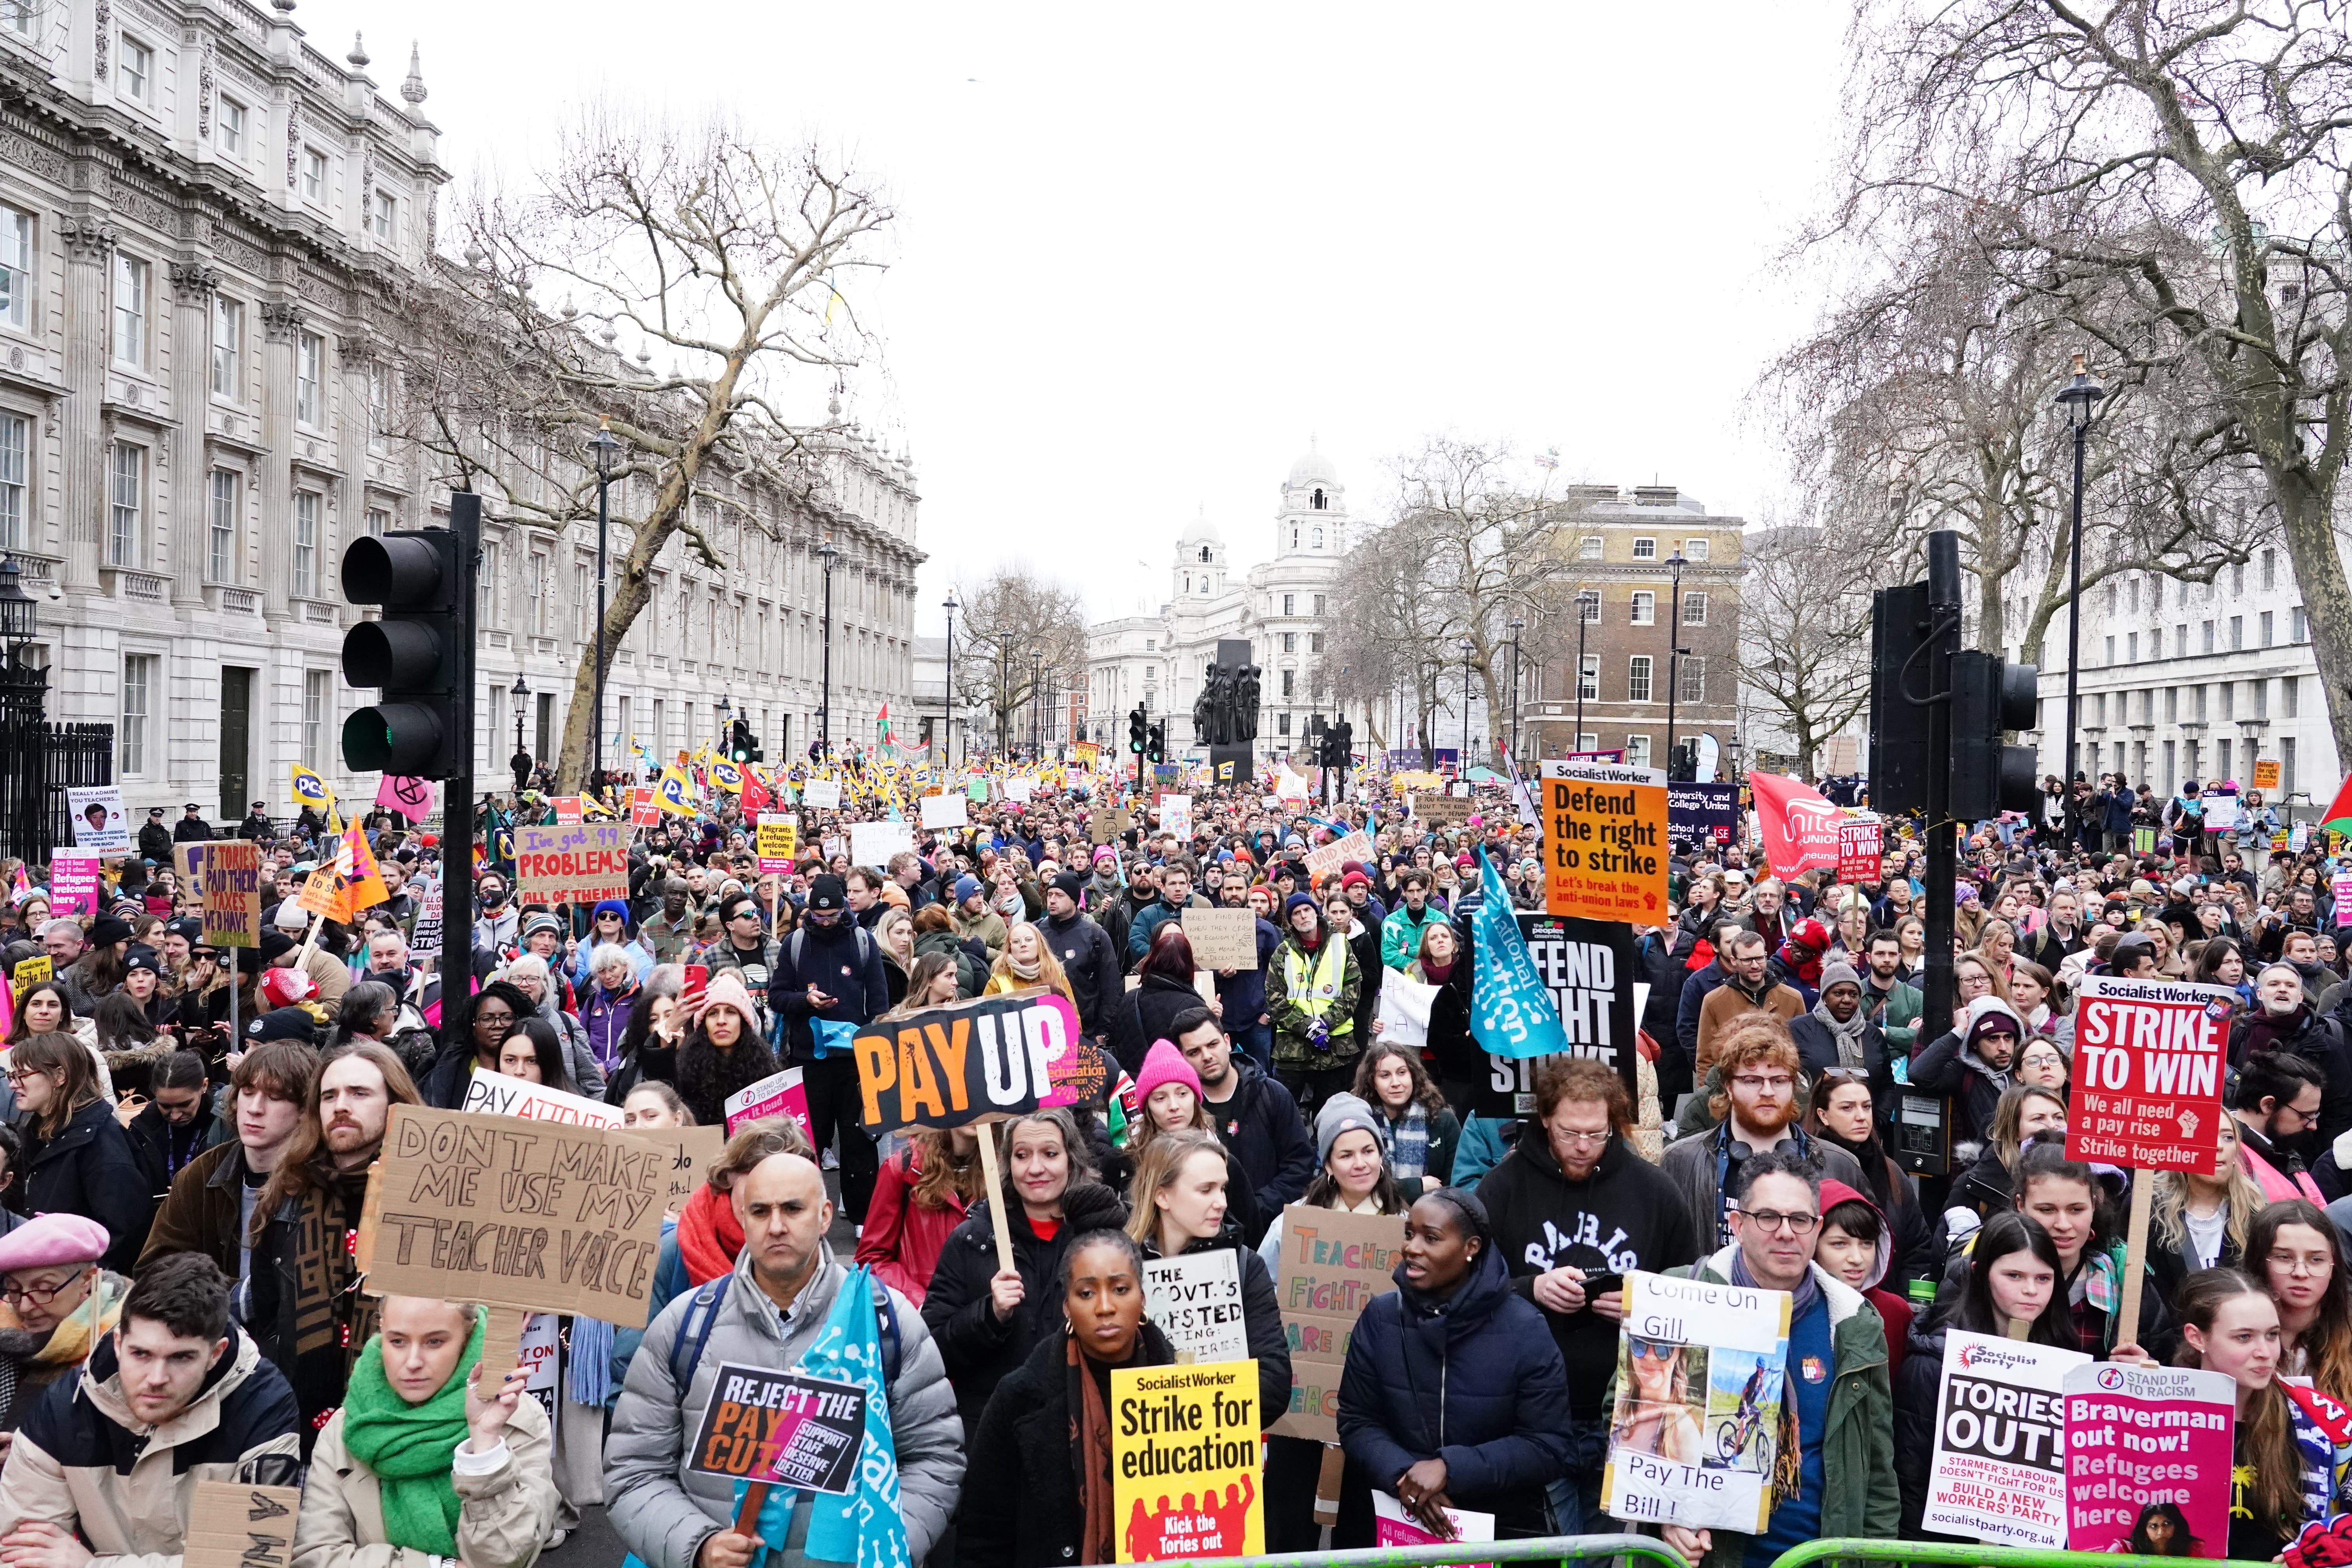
[1602,1270,1792,1533]
[67,787,129,853]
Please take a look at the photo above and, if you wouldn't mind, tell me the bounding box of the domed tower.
[1278,441,1346,557]
[1176,508,1226,600]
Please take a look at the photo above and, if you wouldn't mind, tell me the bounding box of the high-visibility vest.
[1282,938,1353,1036]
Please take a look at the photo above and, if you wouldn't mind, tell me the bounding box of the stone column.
[167,262,219,610]
[257,300,302,623]
[56,215,116,595]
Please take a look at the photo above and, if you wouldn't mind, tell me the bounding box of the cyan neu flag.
[1469,846,1570,1060]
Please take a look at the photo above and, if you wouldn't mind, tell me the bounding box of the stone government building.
[0,0,919,822]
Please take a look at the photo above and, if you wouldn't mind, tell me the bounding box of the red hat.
[1788,916,1831,954]
[1340,870,1371,891]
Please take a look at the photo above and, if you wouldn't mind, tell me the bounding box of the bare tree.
[1739,523,1878,778]
[952,569,1087,755]
[395,113,893,790]
[1837,0,2352,764]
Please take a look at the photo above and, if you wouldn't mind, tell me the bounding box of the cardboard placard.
[1268,1205,1399,1443]
[1924,1332,2089,1546]
[1601,1269,1792,1533]
[919,791,968,829]
[172,840,213,887]
[1144,1250,1250,1363]
[184,1481,301,1568]
[803,779,842,809]
[1180,907,1260,972]
[1089,808,1131,846]
[848,820,913,871]
[687,1361,868,1496]
[201,840,263,948]
[1837,818,1882,884]
[514,821,630,906]
[2062,1361,2234,1555]
[851,992,1083,1134]
[2066,976,2231,1174]
[1303,830,1374,882]
[1541,761,1668,923]
[1111,1359,1263,1559]
[756,815,800,874]
[724,1065,815,1147]
[463,1067,626,1127]
[359,1104,667,1327]
[632,1124,727,1214]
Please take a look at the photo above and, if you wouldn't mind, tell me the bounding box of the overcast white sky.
[296,0,1853,634]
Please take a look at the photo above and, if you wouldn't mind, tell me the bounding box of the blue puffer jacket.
[1336,1236,1573,1535]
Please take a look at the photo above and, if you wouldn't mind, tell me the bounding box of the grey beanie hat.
[1818,959,1862,993]
[1315,1092,1380,1167]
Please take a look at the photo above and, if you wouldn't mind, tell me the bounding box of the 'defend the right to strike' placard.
[2066,976,2234,1175]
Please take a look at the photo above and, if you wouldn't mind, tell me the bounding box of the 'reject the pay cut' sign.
[1541,761,1667,922]
[2067,975,2232,1175]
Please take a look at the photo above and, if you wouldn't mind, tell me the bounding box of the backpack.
[788,924,875,978]
[667,1270,901,1392]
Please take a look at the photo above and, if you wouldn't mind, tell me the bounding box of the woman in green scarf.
[294,1298,554,1568]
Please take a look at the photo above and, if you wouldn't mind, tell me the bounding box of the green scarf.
[339,1310,485,1556]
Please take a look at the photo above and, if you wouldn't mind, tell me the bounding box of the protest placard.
[47,849,101,918]
[1601,1269,1792,1533]
[183,1482,301,1568]
[1303,829,1373,882]
[1269,1205,1399,1443]
[297,864,351,924]
[1668,782,1739,847]
[724,1066,814,1146]
[756,815,800,874]
[632,1124,726,1213]
[1923,1332,2089,1546]
[359,1104,667,1327]
[1370,1492,1495,1560]
[410,869,444,962]
[514,821,629,906]
[1111,1359,1262,1559]
[851,992,1082,1134]
[687,1361,869,1497]
[1372,966,1439,1048]
[848,819,913,871]
[1160,793,1193,840]
[2062,1361,2234,1556]
[1005,776,1034,804]
[463,1068,626,1127]
[1837,818,1882,883]
[1541,761,1668,923]
[630,788,659,828]
[201,841,262,947]
[1181,908,1260,972]
[1089,808,1132,845]
[378,773,438,818]
[67,786,129,853]
[552,796,584,824]
[1144,1250,1249,1363]
[2254,759,2282,790]
[172,840,212,888]
[920,791,968,829]
[10,955,50,1003]
[1410,793,1474,828]
[803,779,842,809]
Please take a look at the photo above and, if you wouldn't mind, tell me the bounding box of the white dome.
[1180,512,1222,546]
[1287,446,1341,490]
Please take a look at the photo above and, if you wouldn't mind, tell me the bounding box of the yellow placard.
[1111,1358,1263,1560]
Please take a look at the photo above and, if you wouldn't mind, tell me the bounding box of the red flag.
[741,771,772,817]
[1746,772,1844,878]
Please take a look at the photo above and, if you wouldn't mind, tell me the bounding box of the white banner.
[849,820,915,870]
[802,779,842,809]
[1374,967,1439,1047]
[461,1067,625,1127]
[1142,1250,1249,1363]
[919,792,968,829]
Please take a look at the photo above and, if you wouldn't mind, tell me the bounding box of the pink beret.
[0,1214,110,1274]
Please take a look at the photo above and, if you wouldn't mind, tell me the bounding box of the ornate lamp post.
[509,673,531,794]
[2055,351,2107,787]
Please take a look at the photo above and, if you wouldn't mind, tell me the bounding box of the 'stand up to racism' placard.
[1541,761,1667,923]
[1111,1360,1263,1561]
[360,1105,667,1327]
[1924,1333,2089,1546]
[2067,976,2233,1174]
[1602,1269,1792,1534]
[2063,1361,2235,1556]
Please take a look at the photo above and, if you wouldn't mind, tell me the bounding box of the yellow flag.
[655,764,699,816]
[290,764,334,811]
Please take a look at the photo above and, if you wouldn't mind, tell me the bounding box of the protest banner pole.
[226,947,237,1044]
[974,1124,1015,1275]
[731,1481,773,1543]
[2115,1176,2153,1352]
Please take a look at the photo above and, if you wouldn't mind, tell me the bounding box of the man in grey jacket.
[605,1149,964,1568]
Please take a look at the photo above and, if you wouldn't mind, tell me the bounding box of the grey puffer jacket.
[604,1245,963,1568]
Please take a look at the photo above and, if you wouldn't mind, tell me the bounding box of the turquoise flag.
[1469,847,1570,1059]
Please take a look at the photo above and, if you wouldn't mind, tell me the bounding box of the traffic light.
[1950,651,2041,820]
[729,717,760,764]
[1867,580,1939,814]
[1128,704,1148,754]
[1666,740,1698,782]
[1146,722,1165,764]
[1323,719,1352,769]
[341,528,465,779]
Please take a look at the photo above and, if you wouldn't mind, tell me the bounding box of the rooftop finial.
[347,32,369,69]
[400,43,427,105]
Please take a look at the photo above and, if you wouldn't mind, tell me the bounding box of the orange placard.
[2253,759,2281,790]
[1541,761,1668,923]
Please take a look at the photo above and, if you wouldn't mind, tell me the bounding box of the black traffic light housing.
[1868,580,1939,815]
[341,528,466,779]
[1146,723,1165,764]
[1666,740,1698,782]
[1128,705,1148,754]
[1950,651,2042,820]
[729,717,760,764]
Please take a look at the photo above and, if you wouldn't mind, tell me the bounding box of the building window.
[117,35,152,102]
[1683,538,1709,562]
[0,204,29,331]
[369,191,397,242]
[2221,681,2235,721]
[296,332,324,426]
[112,254,147,368]
[1579,655,1599,700]
[2228,615,2243,650]
[1631,537,1657,560]
[1627,655,1653,702]
[2286,676,2301,718]
[0,411,22,550]
[2194,684,2208,721]
[1282,593,1295,617]
[577,564,593,641]
[301,147,328,203]
[1579,590,1600,623]
[1143,637,1155,652]
[2231,561,2245,596]
[207,296,242,397]
[303,670,329,770]
[2284,737,2298,797]
[107,441,143,566]
[2164,687,2178,723]
[1679,657,1705,703]
[1682,591,1708,626]
[2262,547,2276,590]
[213,94,247,153]
[528,552,548,634]
[207,468,238,582]
[1579,535,1602,560]
[2103,635,2114,666]
[1277,712,1291,737]
[1630,591,1655,626]
[2255,679,2269,719]
[2201,619,2215,653]
[2,1,30,36]
[2126,632,2137,662]
[1626,735,1651,768]
[365,506,389,537]
[120,654,154,773]
[2260,610,2274,647]
[2293,606,2308,642]
[1281,632,1296,653]
[1280,668,1294,698]
[1312,526,1324,549]
[1313,593,1327,616]
[293,492,319,597]
[1309,632,1323,653]
[480,540,499,624]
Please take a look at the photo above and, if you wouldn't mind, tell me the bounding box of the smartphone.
[682,964,709,1009]
[1581,1271,1624,1297]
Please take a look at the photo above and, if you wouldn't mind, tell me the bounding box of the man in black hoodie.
[1042,873,1120,1042]
[1482,1056,1699,1532]
[1172,1008,1314,1243]
[768,874,892,1223]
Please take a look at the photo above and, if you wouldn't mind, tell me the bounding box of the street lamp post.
[1507,616,1525,764]
[588,417,620,789]
[941,590,958,766]
[509,673,531,795]
[717,693,733,758]
[816,537,838,757]
[1664,552,1686,774]
[2056,351,2107,789]
[1457,637,1475,771]
[1031,652,1042,760]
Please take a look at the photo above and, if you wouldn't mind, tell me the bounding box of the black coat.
[1202,1057,1317,1230]
[1138,1217,1292,1423]
[125,1099,218,1202]
[1040,911,1122,1041]
[920,1181,1128,1435]
[956,1322,1178,1568]
[1111,972,1211,1076]
[22,1098,155,1276]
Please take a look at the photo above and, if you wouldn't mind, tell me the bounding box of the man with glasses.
[1695,929,1805,1082]
[2229,1051,2328,1204]
[1482,1058,1699,1532]
[1661,1019,1866,1247]
[1657,1151,1899,1566]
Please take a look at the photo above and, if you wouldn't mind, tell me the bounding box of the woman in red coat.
[856,1126,983,1306]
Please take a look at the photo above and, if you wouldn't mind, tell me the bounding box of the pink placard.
[48,851,102,919]
[724,1066,813,1148]
[376,775,438,817]
[2063,1362,2233,1556]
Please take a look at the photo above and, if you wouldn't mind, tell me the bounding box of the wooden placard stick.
[975,1125,1015,1276]
[2114,1174,2155,1354]
[1313,1443,1345,1526]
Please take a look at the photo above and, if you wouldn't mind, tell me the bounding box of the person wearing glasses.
[1657,1151,1899,1568]
[9,1033,152,1277]
[1660,1016,1868,1250]
[2228,1051,2328,1205]
[0,1216,118,1445]
[1482,1058,1699,1532]
[1610,1334,1704,1463]
[414,980,537,1111]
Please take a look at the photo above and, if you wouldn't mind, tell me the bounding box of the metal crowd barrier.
[1151,1533,1693,1568]
[1774,1541,2281,1568]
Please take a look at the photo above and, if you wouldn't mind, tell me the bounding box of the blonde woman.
[983,921,1074,1003]
[2147,1115,2262,1303]
[1610,1334,1704,1464]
